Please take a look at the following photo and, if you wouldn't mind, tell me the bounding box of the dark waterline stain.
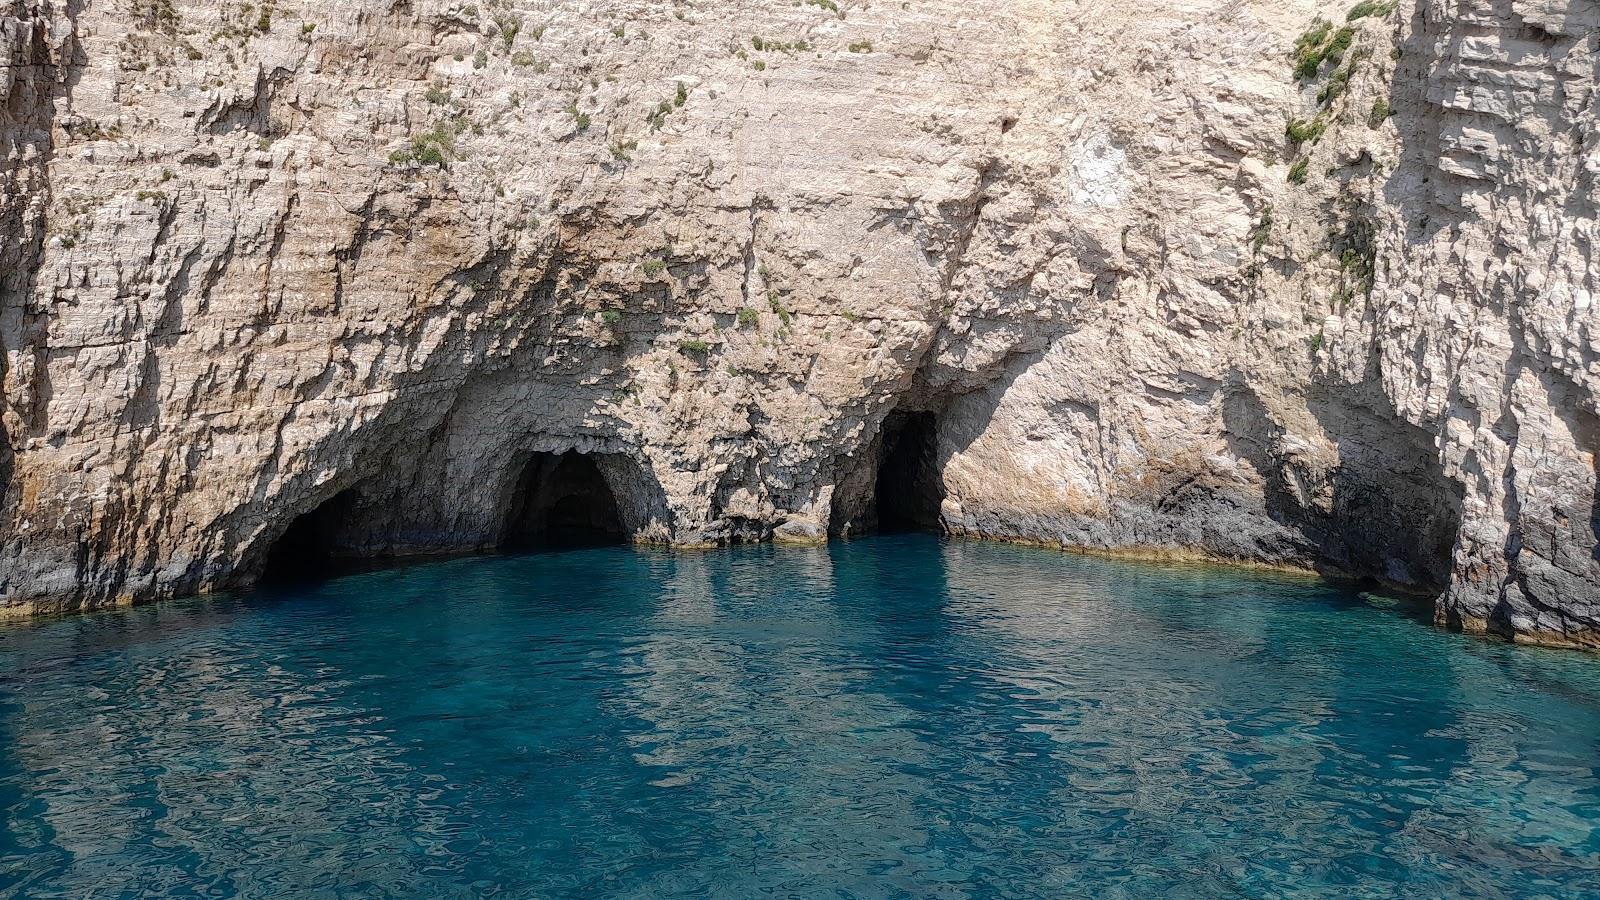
[0,536,1597,897]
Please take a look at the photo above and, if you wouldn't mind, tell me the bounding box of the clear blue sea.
[1,535,1598,898]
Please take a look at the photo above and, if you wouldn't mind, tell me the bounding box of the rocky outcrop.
[0,0,1595,648]
[1376,0,1600,645]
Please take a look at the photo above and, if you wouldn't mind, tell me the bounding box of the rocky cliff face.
[0,0,1596,647]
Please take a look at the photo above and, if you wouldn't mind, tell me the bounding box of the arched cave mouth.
[873,411,946,534]
[260,489,361,584]
[502,451,626,550]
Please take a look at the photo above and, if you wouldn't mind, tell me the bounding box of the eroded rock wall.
[0,0,1595,647]
[1376,0,1600,643]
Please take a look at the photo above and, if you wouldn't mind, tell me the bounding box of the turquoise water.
[1,537,1598,898]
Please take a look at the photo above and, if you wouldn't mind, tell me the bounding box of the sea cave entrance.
[502,451,626,550]
[261,488,360,583]
[873,411,945,534]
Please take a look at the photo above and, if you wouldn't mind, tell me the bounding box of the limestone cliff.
[0,0,1596,648]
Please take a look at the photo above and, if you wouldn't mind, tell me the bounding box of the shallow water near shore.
[1,535,1598,898]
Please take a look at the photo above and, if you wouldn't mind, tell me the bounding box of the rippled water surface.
[2,537,1599,898]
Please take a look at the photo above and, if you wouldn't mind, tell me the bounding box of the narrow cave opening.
[874,412,945,534]
[261,489,360,584]
[502,451,626,550]
[0,425,12,506]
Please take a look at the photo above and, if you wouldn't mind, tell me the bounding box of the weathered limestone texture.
[0,0,1595,647]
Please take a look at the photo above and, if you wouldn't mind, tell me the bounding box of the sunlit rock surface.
[0,0,1596,647]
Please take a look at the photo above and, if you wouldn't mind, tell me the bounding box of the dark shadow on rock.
[0,426,11,525]
[1222,384,1463,595]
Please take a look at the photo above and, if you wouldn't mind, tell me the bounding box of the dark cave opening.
[261,489,360,584]
[873,412,945,534]
[0,425,12,505]
[502,451,626,550]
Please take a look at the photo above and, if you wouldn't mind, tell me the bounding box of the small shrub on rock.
[1346,0,1397,22]
[1367,98,1391,127]
[1285,117,1326,144]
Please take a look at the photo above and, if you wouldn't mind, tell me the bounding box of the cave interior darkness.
[260,451,629,583]
[873,411,946,534]
[502,451,626,550]
[261,422,952,584]
[260,488,360,584]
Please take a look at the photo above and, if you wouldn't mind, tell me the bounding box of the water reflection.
[0,537,1596,897]
[1,605,467,897]
[610,546,965,895]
